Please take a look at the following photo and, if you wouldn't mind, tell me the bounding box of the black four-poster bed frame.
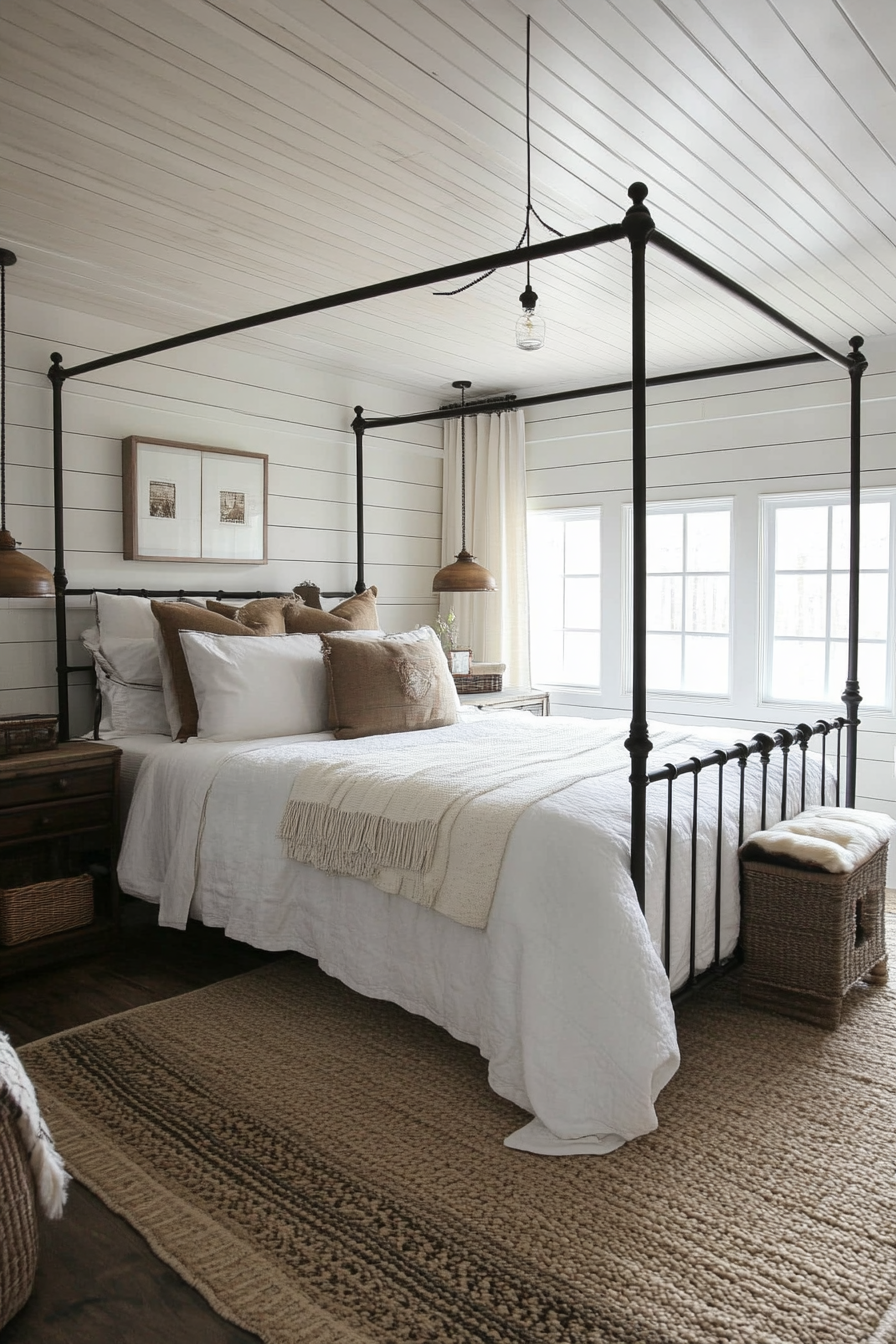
[46,182,866,989]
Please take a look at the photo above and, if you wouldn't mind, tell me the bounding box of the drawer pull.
[53,777,70,792]
[37,815,52,829]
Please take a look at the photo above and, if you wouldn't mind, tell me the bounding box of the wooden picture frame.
[448,649,473,676]
[122,437,268,564]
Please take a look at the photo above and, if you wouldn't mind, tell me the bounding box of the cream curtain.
[439,408,530,688]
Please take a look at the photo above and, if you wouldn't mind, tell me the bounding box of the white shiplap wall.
[526,336,896,835]
[2,297,442,736]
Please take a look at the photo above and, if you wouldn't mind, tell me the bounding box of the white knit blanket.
[0,1030,68,1219]
[279,718,691,927]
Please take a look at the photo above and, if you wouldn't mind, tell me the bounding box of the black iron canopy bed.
[44,183,869,1150]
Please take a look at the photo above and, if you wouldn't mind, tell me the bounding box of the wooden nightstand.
[458,688,550,716]
[0,742,122,977]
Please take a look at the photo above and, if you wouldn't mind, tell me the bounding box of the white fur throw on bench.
[740,806,894,874]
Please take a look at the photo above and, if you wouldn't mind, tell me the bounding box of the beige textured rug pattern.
[19,953,896,1344]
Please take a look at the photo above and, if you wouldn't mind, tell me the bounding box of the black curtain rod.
[361,352,826,431]
[56,223,627,380]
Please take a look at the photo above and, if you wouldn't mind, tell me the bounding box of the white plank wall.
[2,296,442,736]
[526,335,896,862]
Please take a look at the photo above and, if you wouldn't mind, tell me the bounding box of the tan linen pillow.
[321,626,458,740]
[205,595,297,635]
[285,586,379,634]
[151,601,257,740]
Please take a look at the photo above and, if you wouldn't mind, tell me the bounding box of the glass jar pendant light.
[0,249,54,598]
[432,382,497,594]
[516,280,545,351]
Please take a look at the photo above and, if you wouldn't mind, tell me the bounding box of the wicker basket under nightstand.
[739,841,888,1029]
[0,873,94,946]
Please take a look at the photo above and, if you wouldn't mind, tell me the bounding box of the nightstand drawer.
[0,795,113,844]
[0,765,114,812]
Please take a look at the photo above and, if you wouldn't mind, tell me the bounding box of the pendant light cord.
[434,15,560,298]
[1,260,6,533]
[460,385,467,552]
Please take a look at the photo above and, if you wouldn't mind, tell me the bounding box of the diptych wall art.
[122,437,267,563]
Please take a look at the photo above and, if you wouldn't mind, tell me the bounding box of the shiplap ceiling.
[2,0,895,398]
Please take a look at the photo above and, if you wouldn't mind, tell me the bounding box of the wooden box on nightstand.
[0,741,122,977]
[459,688,550,716]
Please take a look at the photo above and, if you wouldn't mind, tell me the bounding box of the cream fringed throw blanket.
[279,719,690,928]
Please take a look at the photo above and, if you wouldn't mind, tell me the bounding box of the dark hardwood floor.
[1,898,288,1343]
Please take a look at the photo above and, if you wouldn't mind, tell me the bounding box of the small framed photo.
[122,436,268,563]
[448,649,472,676]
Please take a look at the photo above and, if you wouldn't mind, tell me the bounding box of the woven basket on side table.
[739,841,888,1029]
[0,1088,38,1330]
[0,874,94,947]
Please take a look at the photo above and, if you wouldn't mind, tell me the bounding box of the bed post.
[624,183,655,911]
[48,353,70,742]
[352,407,366,594]
[843,336,866,806]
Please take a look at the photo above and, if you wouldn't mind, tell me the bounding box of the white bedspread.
[118,712,811,1155]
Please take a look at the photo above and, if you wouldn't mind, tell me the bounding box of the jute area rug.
[19,949,896,1344]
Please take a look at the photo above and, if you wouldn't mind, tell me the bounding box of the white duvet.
[118,711,812,1155]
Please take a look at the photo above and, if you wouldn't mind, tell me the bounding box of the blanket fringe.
[279,800,438,881]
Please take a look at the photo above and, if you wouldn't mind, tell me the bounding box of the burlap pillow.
[321,626,458,740]
[205,595,298,635]
[151,601,257,740]
[285,586,379,634]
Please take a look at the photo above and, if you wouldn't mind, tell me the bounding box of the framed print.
[122,437,267,563]
[448,649,472,676]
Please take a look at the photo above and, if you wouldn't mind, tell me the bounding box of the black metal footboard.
[646,718,845,998]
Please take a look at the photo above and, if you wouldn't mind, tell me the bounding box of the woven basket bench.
[739,841,888,1029]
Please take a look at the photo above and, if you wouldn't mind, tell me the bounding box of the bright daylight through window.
[528,512,600,687]
[763,494,893,708]
[640,502,732,696]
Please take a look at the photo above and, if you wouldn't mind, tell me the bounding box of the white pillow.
[179,631,330,740]
[80,626,170,737]
[99,635,162,687]
[95,592,160,641]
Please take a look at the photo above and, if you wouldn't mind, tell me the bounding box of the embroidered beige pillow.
[321,626,458,739]
[205,595,298,635]
[285,586,379,634]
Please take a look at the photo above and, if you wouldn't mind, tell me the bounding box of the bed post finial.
[627,181,649,209]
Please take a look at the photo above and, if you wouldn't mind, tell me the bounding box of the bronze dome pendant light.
[432,381,497,594]
[0,249,54,598]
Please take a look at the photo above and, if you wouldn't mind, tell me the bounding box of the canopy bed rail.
[649,718,845,994]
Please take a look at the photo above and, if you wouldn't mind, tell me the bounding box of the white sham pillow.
[80,626,171,737]
[178,631,330,740]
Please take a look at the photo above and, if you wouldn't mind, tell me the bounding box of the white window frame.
[527,506,601,690]
[623,496,734,700]
[759,488,896,713]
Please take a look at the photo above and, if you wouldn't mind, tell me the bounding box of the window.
[762,492,894,708]
[528,511,601,687]
[625,500,732,696]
